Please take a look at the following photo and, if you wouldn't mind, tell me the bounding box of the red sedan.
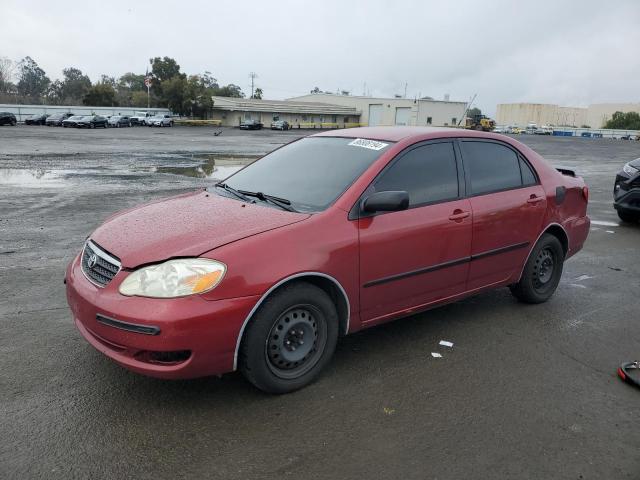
[65,127,590,393]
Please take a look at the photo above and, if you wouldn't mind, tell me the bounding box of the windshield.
[221,137,392,212]
[80,116,94,120]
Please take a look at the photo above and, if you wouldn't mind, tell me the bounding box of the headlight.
[623,163,639,176]
[119,258,226,298]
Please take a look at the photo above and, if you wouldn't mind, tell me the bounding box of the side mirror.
[362,191,409,213]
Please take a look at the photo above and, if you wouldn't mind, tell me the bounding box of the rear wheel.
[617,209,639,223]
[239,282,338,394]
[510,233,564,304]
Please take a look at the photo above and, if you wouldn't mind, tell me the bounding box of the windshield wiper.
[214,183,254,203]
[237,190,298,212]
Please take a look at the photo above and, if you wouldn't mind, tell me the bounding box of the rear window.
[461,141,523,195]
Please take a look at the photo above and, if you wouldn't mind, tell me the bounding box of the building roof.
[287,93,467,105]
[210,96,359,115]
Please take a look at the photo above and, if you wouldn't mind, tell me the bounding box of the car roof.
[311,126,508,142]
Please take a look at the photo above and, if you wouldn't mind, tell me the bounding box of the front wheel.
[239,282,339,394]
[510,233,564,304]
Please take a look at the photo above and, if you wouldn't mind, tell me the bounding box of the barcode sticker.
[348,138,389,151]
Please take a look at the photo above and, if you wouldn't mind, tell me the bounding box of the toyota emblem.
[87,254,98,269]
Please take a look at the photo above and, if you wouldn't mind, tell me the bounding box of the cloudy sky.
[1,0,638,115]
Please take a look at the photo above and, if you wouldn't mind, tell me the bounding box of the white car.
[147,114,173,127]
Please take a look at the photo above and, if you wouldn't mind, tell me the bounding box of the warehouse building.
[288,93,468,127]
[210,96,359,128]
[497,102,640,128]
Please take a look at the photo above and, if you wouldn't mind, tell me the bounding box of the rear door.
[358,141,472,324]
[459,139,546,290]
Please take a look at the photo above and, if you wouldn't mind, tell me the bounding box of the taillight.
[582,186,589,202]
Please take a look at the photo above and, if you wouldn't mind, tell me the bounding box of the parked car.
[147,114,173,127]
[535,125,553,135]
[46,112,74,126]
[107,115,132,128]
[271,120,290,131]
[130,111,154,126]
[76,115,108,129]
[240,119,263,130]
[0,112,17,126]
[65,127,590,393]
[24,113,49,125]
[62,115,84,128]
[613,158,640,223]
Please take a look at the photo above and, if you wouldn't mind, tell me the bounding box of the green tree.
[17,56,50,100]
[604,111,640,130]
[130,90,149,107]
[215,83,244,98]
[252,87,263,99]
[58,67,92,103]
[160,76,188,113]
[83,82,118,106]
[467,107,482,118]
[150,57,183,84]
[310,86,321,94]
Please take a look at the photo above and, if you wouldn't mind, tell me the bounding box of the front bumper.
[613,172,640,213]
[65,253,260,379]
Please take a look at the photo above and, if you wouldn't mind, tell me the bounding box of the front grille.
[81,241,121,287]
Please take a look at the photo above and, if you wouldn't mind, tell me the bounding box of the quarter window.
[374,142,459,206]
[461,141,523,195]
[520,157,537,186]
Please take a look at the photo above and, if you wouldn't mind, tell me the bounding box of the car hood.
[90,190,310,268]
[628,158,640,169]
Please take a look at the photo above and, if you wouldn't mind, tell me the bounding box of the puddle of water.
[0,169,66,187]
[0,154,254,187]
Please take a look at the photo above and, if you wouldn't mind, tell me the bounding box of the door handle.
[527,195,544,205]
[448,209,470,221]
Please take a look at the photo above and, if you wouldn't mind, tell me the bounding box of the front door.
[358,141,472,324]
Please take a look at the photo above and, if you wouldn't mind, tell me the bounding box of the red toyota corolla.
[66,127,590,393]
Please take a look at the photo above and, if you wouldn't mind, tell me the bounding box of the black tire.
[11,120,16,126]
[617,209,639,223]
[510,233,565,304]
[239,282,339,394]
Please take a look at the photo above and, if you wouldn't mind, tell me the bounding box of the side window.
[374,142,459,207]
[461,141,522,195]
[520,157,537,186]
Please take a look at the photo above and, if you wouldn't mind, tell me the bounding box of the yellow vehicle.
[464,114,496,132]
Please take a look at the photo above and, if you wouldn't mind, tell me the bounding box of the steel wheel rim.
[265,304,327,379]
[533,247,555,288]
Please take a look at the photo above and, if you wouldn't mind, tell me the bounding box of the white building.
[210,96,359,128]
[497,102,640,128]
[287,93,468,127]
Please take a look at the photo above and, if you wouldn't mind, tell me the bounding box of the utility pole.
[249,72,258,98]
[404,82,408,98]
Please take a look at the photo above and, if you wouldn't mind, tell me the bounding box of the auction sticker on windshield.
[348,138,389,151]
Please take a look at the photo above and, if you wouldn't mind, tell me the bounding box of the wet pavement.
[1,126,639,479]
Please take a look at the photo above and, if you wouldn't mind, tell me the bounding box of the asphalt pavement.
[1,125,639,479]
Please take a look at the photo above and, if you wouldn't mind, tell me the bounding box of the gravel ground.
[1,125,639,479]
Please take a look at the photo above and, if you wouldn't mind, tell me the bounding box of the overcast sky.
[1,0,638,115]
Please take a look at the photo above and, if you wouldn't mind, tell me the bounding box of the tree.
[251,87,263,99]
[0,57,17,93]
[83,82,118,106]
[467,107,482,118]
[160,76,188,113]
[215,83,244,98]
[310,86,321,94]
[150,57,182,83]
[17,56,50,100]
[604,111,640,130]
[57,67,92,104]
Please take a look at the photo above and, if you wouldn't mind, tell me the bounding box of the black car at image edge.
[0,112,17,126]
[614,157,640,223]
